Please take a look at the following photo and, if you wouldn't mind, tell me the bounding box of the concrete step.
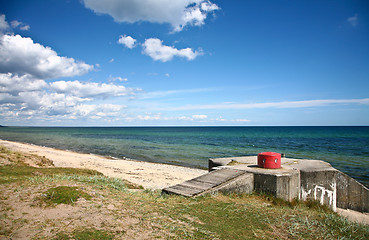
[163,168,252,197]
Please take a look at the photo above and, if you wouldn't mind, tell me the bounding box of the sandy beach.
[0,139,207,190]
[1,138,369,227]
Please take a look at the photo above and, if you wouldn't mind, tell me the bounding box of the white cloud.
[158,98,369,111]
[50,80,135,98]
[0,75,137,123]
[0,34,93,79]
[0,88,127,122]
[118,35,136,49]
[0,15,134,124]
[1,16,30,33]
[20,25,30,31]
[123,113,250,124]
[140,88,214,99]
[108,75,128,82]
[201,1,219,11]
[10,20,30,30]
[192,114,207,120]
[0,14,10,32]
[231,119,251,123]
[10,20,21,28]
[347,14,358,26]
[142,38,201,62]
[0,73,47,96]
[82,0,219,32]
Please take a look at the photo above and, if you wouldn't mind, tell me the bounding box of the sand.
[0,139,206,190]
[1,139,368,225]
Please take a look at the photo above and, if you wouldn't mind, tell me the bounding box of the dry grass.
[0,145,368,239]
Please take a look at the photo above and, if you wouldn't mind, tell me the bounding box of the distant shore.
[0,139,206,189]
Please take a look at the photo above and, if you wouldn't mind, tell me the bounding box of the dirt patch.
[0,182,171,239]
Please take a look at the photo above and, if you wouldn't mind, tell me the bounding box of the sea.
[0,126,368,187]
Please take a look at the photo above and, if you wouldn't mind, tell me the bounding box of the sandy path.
[0,139,207,189]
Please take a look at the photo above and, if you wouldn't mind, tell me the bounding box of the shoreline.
[1,139,369,225]
[0,139,207,189]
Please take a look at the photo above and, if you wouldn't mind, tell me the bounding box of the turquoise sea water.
[0,126,368,187]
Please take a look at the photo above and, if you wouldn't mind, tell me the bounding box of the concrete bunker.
[164,155,369,213]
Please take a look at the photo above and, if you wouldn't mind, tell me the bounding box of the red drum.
[257,152,281,169]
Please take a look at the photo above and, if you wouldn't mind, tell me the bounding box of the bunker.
[163,155,369,213]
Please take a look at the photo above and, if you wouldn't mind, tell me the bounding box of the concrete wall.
[253,171,300,202]
[336,171,369,213]
[300,169,337,211]
[216,173,254,195]
[299,169,369,212]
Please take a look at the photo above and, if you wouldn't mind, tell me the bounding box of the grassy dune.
[0,145,368,239]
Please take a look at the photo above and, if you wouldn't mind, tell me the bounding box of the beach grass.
[40,186,92,206]
[0,145,368,239]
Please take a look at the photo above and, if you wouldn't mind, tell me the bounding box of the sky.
[0,0,368,126]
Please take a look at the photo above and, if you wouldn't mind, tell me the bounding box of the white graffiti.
[301,183,337,211]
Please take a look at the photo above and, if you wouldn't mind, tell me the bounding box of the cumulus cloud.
[0,15,30,33]
[0,90,126,122]
[118,35,136,48]
[0,73,47,96]
[0,34,93,79]
[142,38,201,62]
[50,80,136,98]
[0,14,135,124]
[82,0,219,32]
[0,14,10,32]
[0,76,136,121]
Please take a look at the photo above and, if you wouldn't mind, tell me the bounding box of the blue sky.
[0,0,368,126]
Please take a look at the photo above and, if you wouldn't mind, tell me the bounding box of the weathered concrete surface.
[162,168,253,197]
[165,156,368,212]
[208,156,369,213]
[222,164,300,202]
[300,169,337,211]
[336,171,369,213]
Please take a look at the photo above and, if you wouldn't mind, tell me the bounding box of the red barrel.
[257,152,281,169]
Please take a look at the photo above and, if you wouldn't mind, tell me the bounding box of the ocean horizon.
[0,126,368,187]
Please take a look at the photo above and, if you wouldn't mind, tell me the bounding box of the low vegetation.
[0,145,368,239]
[40,186,92,206]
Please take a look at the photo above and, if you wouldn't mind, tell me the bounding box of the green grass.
[28,174,143,191]
[54,229,114,240]
[41,186,92,205]
[0,165,103,184]
[1,145,368,239]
